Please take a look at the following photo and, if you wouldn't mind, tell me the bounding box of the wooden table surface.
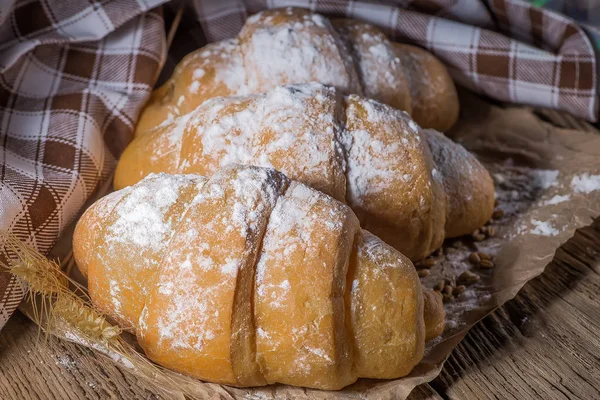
[1,111,599,400]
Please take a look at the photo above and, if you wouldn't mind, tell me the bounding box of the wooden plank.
[0,312,446,400]
[431,218,600,399]
[0,311,161,400]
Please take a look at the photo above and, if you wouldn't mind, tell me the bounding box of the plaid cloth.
[524,0,600,28]
[0,0,598,332]
[0,0,167,330]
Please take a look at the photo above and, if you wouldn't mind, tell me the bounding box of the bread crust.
[134,8,459,137]
[394,44,460,132]
[116,84,493,260]
[74,165,445,389]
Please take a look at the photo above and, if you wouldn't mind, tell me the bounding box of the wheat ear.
[0,230,209,399]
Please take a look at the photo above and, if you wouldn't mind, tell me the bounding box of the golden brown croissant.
[73,165,445,390]
[115,83,494,260]
[135,8,459,136]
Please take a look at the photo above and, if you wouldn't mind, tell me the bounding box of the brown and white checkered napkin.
[0,0,598,332]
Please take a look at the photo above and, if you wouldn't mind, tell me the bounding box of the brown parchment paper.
[37,90,600,400]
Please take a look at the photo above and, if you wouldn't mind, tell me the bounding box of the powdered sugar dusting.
[336,25,407,104]
[342,128,400,205]
[138,166,288,359]
[109,281,121,315]
[95,173,206,327]
[189,81,200,94]
[193,68,205,79]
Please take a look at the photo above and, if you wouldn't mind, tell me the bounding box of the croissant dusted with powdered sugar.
[115,83,494,261]
[73,164,445,390]
[135,7,459,136]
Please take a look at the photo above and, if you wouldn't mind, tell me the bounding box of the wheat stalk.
[53,295,122,345]
[0,230,205,398]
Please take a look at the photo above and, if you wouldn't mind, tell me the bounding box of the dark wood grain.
[0,312,160,400]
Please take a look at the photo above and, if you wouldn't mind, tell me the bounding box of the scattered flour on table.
[63,331,134,369]
[571,173,600,193]
[543,194,570,205]
[56,355,77,371]
[530,219,559,236]
[244,393,271,400]
[532,169,559,189]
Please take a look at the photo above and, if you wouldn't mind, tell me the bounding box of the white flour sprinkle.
[242,11,352,94]
[167,112,192,148]
[530,219,559,236]
[189,81,200,94]
[571,173,600,193]
[193,68,205,79]
[64,332,135,369]
[56,355,77,371]
[109,281,121,314]
[105,174,190,253]
[220,258,240,276]
[542,194,570,205]
[180,84,340,196]
[408,119,419,132]
[533,169,559,189]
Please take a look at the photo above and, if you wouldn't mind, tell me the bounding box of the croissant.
[73,164,445,390]
[134,8,459,136]
[115,83,494,260]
